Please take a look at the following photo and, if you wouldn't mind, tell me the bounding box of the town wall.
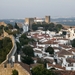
[0,63,30,75]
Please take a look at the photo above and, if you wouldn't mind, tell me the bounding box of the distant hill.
[0,17,75,26]
[51,17,75,26]
[0,19,24,26]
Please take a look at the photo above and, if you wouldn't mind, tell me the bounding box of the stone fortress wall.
[0,63,30,75]
[1,29,17,64]
[0,23,30,75]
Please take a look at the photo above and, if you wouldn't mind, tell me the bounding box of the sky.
[0,0,75,19]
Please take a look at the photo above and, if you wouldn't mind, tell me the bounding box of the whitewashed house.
[22,23,28,33]
[53,47,60,52]
[34,50,42,58]
[61,28,75,40]
[65,58,75,70]
[56,50,73,59]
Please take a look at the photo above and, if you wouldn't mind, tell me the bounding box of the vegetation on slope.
[32,23,63,33]
[71,39,75,47]
[21,45,34,65]
[4,23,22,37]
[0,37,12,63]
[0,25,4,36]
[4,26,19,37]
[31,65,55,75]
[19,33,35,46]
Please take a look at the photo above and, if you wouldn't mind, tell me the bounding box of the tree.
[71,39,75,47]
[45,46,54,54]
[16,42,21,53]
[19,38,29,46]
[22,45,34,57]
[12,69,18,75]
[12,30,20,37]
[0,26,3,36]
[21,56,34,65]
[56,24,63,29]
[0,37,12,63]
[20,33,27,38]
[19,33,35,46]
[62,31,67,35]
[4,26,9,31]
[0,40,2,48]
[54,24,63,33]
[32,23,63,32]
[19,33,29,46]
[2,37,12,48]
[37,58,49,68]
[31,65,55,75]
[14,22,19,29]
[7,24,13,29]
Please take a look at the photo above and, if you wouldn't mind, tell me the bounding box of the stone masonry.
[0,63,30,75]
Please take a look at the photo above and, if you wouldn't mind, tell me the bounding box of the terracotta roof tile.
[34,50,42,53]
[59,44,72,48]
[57,38,69,40]
[30,63,40,68]
[18,62,32,75]
[66,58,75,63]
[41,40,58,44]
[53,47,60,50]
[58,50,73,56]
[55,71,75,75]
[48,63,65,70]
[45,58,54,64]
[69,48,75,52]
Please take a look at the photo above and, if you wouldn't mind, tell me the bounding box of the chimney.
[18,54,21,62]
[11,56,15,62]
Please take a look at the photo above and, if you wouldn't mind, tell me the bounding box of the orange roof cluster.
[32,33,50,39]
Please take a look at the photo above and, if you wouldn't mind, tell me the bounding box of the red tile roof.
[59,44,72,48]
[34,50,42,53]
[32,33,50,39]
[66,58,75,63]
[57,50,73,56]
[69,48,75,52]
[30,63,40,68]
[48,63,65,70]
[18,62,32,75]
[55,71,75,75]
[41,40,58,44]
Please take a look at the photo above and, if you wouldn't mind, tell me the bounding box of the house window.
[71,68,73,70]
[68,34,70,37]
[74,29,75,33]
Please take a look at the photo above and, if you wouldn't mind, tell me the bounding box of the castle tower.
[25,18,34,30]
[45,16,50,24]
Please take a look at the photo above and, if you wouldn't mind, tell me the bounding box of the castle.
[25,16,50,30]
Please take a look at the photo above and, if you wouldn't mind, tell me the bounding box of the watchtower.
[25,18,34,30]
[45,16,50,24]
